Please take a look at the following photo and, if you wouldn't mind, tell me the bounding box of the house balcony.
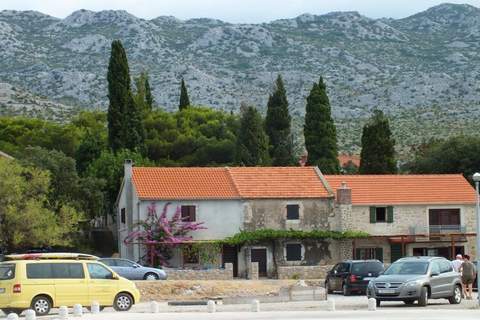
[409,225,467,242]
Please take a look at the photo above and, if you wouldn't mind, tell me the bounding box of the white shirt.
[452,259,463,272]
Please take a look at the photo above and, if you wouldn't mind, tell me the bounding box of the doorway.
[251,248,267,277]
[222,245,238,277]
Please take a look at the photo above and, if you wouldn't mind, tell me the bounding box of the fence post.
[207,300,216,313]
[25,310,36,320]
[73,304,83,317]
[251,299,260,312]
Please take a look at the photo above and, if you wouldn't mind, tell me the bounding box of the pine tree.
[179,78,190,110]
[107,40,145,153]
[107,40,130,152]
[265,75,294,166]
[304,77,339,173]
[236,105,270,166]
[359,109,396,174]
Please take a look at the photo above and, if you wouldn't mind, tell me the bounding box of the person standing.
[452,254,463,273]
[460,254,477,300]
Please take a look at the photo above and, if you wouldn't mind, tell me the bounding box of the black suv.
[325,260,384,295]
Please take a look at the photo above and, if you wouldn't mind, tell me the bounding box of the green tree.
[107,40,145,152]
[235,105,270,166]
[134,72,154,116]
[406,136,480,184]
[359,110,396,174]
[304,77,339,173]
[0,158,82,252]
[145,75,154,112]
[86,149,153,218]
[265,75,294,166]
[179,78,191,111]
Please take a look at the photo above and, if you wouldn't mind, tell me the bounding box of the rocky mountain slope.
[1,3,479,152]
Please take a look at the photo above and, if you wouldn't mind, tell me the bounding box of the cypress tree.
[179,78,190,110]
[236,105,270,166]
[107,40,145,153]
[134,72,154,115]
[359,109,396,174]
[107,40,130,152]
[144,75,154,112]
[304,77,339,173]
[265,75,294,166]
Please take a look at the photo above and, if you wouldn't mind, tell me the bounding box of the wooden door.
[222,245,238,277]
[251,248,267,277]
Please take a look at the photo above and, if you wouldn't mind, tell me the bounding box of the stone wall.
[164,263,233,280]
[277,265,333,279]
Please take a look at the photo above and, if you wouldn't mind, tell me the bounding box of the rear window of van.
[27,263,84,279]
[0,264,15,280]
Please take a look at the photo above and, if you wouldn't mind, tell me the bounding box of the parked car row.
[326,256,464,307]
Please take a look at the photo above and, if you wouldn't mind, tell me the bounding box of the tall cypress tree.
[236,105,270,166]
[107,40,145,153]
[134,72,154,115]
[179,78,190,110]
[304,77,339,173]
[144,75,154,112]
[359,109,396,174]
[107,40,130,152]
[265,75,294,166]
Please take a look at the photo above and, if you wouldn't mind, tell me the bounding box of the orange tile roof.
[132,167,239,200]
[228,167,331,199]
[325,174,476,205]
[131,166,331,200]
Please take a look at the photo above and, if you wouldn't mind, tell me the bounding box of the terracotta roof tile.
[132,167,239,200]
[227,167,330,198]
[131,166,331,200]
[325,174,476,205]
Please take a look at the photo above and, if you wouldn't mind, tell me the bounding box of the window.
[27,263,53,279]
[0,264,15,280]
[183,245,199,264]
[52,263,85,279]
[369,206,393,223]
[351,262,384,275]
[336,263,350,273]
[181,205,196,222]
[384,261,429,275]
[286,204,300,220]
[355,248,383,261]
[100,259,116,267]
[430,261,441,275]
[87,263,114,279]
[120,208,126,224]
[116,259,135,267]
[439,260,453,273]
[285,243,302,261]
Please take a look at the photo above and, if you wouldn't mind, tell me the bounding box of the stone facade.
[277,265,334,279]
[164,263,233,280]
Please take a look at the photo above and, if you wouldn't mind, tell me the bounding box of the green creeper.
[265,75,294,166]
[179,78,191,111]
[236,105,270,166]
[304,77,339,173]
[359,110,396,174]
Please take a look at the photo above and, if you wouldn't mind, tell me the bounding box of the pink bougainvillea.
[124,202,205,266]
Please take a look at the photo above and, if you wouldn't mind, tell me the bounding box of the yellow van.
[0,253,140,316]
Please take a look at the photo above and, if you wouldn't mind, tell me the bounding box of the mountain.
[0,83,78,121]
[1,3,480,153]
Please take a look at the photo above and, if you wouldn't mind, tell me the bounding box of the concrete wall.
[164,263,233,280]
[277,265,333,279]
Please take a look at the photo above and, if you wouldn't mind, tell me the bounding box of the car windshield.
[351,262,384,275]
[384,261,429,275]
[0,264,15,280]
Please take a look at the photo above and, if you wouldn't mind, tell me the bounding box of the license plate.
[378,289,395,294]
[0,288,5,294]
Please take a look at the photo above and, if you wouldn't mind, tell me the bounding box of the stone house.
[117,161,477,278]
[327,174,477,264]
[117,161,350,278]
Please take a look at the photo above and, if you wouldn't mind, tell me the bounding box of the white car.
[100,258,167,280]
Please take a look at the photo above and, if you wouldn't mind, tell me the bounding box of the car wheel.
[448,285,462,304]
[418,287,429,307]
[144,272,159,280]
[114,293,133,312]
[403,300,415,305]
[31,295,52,316]
[376,299,381,307]
[342,283,351,296]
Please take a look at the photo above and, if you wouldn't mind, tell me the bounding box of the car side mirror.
[431,271,440,277]
[333,270,337,274]
[133,264,141,268]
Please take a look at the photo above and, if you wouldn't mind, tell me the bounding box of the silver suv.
[367,256,462,307]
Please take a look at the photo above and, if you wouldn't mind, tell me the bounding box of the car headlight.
[404,280,422,287]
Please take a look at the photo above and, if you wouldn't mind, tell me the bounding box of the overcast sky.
[2,0,480,22]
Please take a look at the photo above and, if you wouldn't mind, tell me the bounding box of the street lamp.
[473,172,480,305]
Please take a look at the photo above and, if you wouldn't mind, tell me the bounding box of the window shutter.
[369,207,376,223]
[375,248,384,262]
[387,206,394,223]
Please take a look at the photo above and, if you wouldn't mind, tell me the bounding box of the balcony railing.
[409,225,466,235]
